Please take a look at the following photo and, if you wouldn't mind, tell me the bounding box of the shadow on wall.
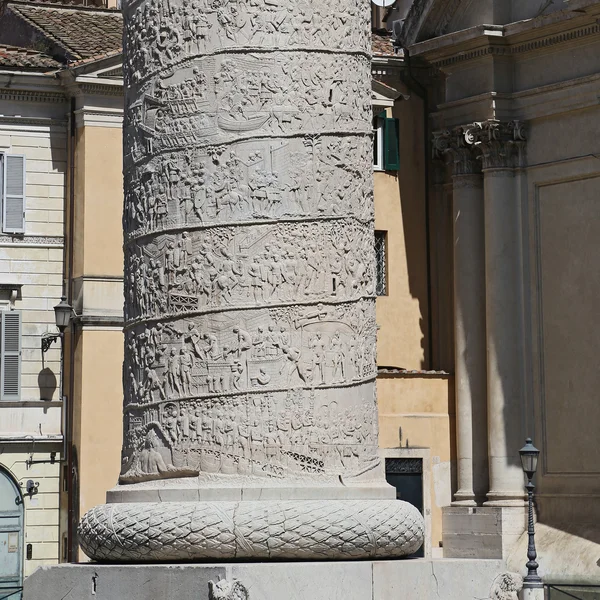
[38,367,57,401]
[394,100,429,368]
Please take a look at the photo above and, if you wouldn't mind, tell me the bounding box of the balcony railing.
[546,585,600,600]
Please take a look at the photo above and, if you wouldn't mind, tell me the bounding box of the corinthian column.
[433,130,488,506]
[467,120,527,506]
[78,0,423,561]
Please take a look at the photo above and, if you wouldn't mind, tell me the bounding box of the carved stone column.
[434,129,488,505]
[78,0,423,561]
[467,120,527,505]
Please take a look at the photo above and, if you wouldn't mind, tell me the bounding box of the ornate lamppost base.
[79,499,424,561]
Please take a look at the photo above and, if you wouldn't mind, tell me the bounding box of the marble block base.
[442,505,526,559]
[25,559,507,600]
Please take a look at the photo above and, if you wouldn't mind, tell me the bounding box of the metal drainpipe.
[399,48,434,370]
[66,95,77,562]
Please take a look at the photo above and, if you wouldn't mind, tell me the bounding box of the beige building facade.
[0,61,67,588]
[2,0,599,591]
[0,0,123,583]
[394,0,600,584]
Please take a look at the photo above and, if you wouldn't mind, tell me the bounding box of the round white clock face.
[371,0,395,7]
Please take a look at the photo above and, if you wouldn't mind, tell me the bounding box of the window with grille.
[375,231,388,296]
[1,153,27,234]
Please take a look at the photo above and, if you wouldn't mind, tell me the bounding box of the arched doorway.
[0,468,23,599]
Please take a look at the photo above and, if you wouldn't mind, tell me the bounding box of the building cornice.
[432,72,600,125]
[74,107,123,128]
[422,21,600,69]
[0,115,67,127]
[0,88,65,104]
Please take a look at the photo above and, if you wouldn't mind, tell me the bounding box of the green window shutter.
[383,117,400,171]
[1,310,22,400]
[3,154,26,234]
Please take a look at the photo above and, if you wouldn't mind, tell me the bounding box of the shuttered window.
[373,116,400,172]
[1,310,22,400]
[2,154,26,234]
[383,117,400,171]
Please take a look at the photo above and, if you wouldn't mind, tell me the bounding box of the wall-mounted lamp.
[24,479,39,497]
[41,296,74,354]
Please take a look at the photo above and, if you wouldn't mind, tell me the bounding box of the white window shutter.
[3,155,26,234]
[1,310,22,400]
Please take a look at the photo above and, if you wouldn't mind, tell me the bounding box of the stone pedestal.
[24,560,507,600]
[77,0,423,561]
[442,505,526,559]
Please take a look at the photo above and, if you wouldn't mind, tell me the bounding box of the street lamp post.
[519,438,543,593]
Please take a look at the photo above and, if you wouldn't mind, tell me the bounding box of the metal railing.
[546,584,600,600]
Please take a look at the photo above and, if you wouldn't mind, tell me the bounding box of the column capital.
[432,127,483,178]
[464,120,527,171]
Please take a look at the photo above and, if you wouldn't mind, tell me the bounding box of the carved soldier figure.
[145,365,166,402]
[177,407,191,443]
[179,347,194,396]
[167,348,182,396]
[252,326,265,358]
[231,326,252,360]
[163,407,179,444]
[330,331,345,383]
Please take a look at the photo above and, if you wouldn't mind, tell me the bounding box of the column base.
[451,489,477,507]
[484,490,527,507]
[79,497,424,561]
[442,505,526,559]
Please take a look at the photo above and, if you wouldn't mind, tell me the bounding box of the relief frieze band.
[124,0,370,87]
[124,300,377,407]
[121,383,379,483]
[124,220,375,322]
[123,135,374,237]
[124,52,372,162]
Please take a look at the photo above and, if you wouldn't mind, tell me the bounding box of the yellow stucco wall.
[378,375,455,553]
[75,329,123,519]
[69,123,124,560]
[80,126,123,277]
[374,93,454,554]
[374,97,428,370]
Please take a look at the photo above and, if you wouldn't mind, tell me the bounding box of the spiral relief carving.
[78,0,425,561]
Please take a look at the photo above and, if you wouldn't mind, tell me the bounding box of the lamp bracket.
[41,332,60,354]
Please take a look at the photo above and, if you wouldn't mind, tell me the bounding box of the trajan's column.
[79,0,423,561]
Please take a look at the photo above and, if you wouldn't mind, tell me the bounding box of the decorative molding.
[77,82,124,97]
[0,89,66,104]
[0,234,64,246]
